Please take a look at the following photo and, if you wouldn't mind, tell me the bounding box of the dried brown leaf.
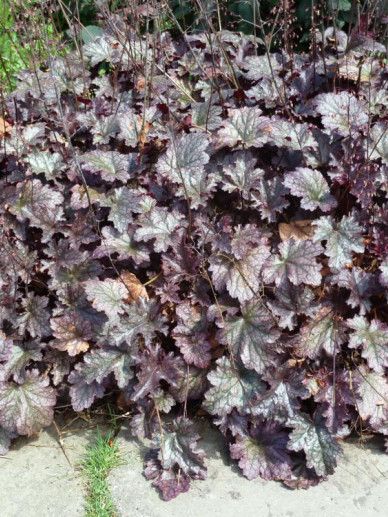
[0,117,11,137]
[121,271,149,302]
[279,220,314,241]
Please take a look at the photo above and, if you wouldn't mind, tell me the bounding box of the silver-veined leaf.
[283,168,336,212]
[313,214,364,270]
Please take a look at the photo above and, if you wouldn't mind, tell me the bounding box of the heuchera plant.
[0,23,387,500]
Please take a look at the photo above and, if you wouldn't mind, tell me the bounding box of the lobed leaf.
[0,371,56,436]
[204,357,265,416]
[219,301,280,374]
[347,317,388,374]
[230,420,292,481]
[263,239,322,286]
[283,168,336,212]
[313,215,364,270]
[287,412,342,477]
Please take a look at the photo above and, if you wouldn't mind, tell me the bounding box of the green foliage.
[81,431,122,517]
[0,0,60,92]
[0,1,25,91]
[0,0,382,94]
[52,0,99,36]
[163,0,376,48]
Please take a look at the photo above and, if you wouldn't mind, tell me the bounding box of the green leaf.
[328,0,352,11]
[81,25,104,44]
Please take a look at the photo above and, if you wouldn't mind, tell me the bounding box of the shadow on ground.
[108,422,388,517]
[1,417,387,517]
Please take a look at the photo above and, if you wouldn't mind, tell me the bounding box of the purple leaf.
[315,92,368,136]
[243,54,283,81]
[283,458,322,489]
[154,417,206,477]
[152,389,176,414]
[331,268,378,315]
[283,168,336,212]
[82,151,134,183]
[132,344,183,401]
[379,259,388,288]
[218,151,263,197]
[157,133,212,207]
[230,420,292,481]
[17,294,50,338]
[312,369,353,435]
[313,214,364,270]
[269,121,318,151]
[347,317,388,373]
[9,179,63,237]
[69,374,105,411]
[287,411,342,476]
[204,357,265,416]
[157,133,209,179]
[118,108,157,147]
[0,332,12,362]
[50,312,92,356]
[0,370,56,436]
[192,101,222,130]
[26,151,64,180]
[252,177,289,222]
[169,366,208,403]
[135,207,186,253]
[216,107,272,148]
[219,301,280,374]
[144,456,191,501]
[94,226,150,266]
[295,306,346,359]
[70,348,134,388]
[262,239,322,286]
[172,302,211,368]
[355,365,388,427]
[103,299,168,348]
[209,242,270,304]
[0,342,42,382]
[267,280,316,330]
[252,374,308,423]
[0,427,13,455]
[83,278,128,321]
[101,187,145,233]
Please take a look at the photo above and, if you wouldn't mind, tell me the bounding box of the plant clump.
[0,20,387,500]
